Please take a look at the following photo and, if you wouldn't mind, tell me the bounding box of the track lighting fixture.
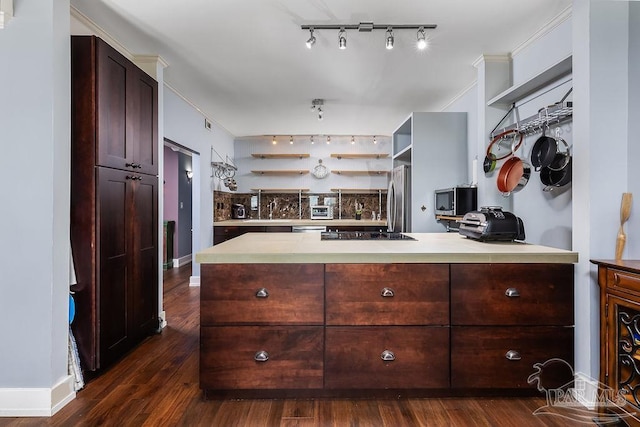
[326,136,331,144]
[351,136,355,145]
[416,27,427,50]
[301,22,436,50]
[289,136,293,144]
[385,27,394,50]
[373,135,377,144]
[272,136,277,145]
[310,135,314,144]
[317,107,323,121]
[338,28,346,50]
[305,28,316,49]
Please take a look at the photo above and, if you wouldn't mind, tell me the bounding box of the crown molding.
[134,55,170,69]
[511,5,572,57]
[472,54,511,68]
[70,5,135,61]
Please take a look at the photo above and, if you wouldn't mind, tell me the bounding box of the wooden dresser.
[200,262,574,398]
[592,260,640,425]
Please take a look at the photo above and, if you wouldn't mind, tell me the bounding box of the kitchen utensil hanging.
[496,136,531,197]
[530,125,557,171]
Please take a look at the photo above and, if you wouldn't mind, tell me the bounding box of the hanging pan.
[530,127,557,171]
[496,137,531,197]
[484,129,523,173]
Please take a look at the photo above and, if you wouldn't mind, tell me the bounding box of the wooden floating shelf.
[251,188,309,193]
[331,188,388,194]
[331,170,389,176]
[330,153,390,160]
[436,215,463,221]
[251,170,309,175]
[251,153,310,159]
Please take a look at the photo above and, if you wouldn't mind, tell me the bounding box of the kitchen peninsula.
[196,233,578,398]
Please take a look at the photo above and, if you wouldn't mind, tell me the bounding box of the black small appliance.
[458,206,525,242]
[231,203,246,219]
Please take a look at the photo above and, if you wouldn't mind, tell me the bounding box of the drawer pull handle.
[381,287,395,298]
[255,288,269,298]
[505,350,521,361]
[505,288,520,298]
[254,351,269,362]
[381,350,396,361]
[614,273,621,284]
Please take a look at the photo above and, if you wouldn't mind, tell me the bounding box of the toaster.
[458,206,525,242]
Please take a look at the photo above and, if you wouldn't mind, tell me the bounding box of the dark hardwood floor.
[0,264,594,426]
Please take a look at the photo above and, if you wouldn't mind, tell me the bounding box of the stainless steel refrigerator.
[387,165,411,232]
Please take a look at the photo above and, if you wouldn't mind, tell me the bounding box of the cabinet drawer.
[608,268,640,296]
[451,264,574,326]
[201,264,324,325]
[200,326,323,390]
[451,326,574,389]
[325,264,449,325]
[325,326,449,389]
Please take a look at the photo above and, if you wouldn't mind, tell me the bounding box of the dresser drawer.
[200,326,324,390]
[325,264,449,325]
[451,264,574,326]
[608,268,640,296]
[324,326,449,389]
[451,326,574,389]
[201,264,324,325]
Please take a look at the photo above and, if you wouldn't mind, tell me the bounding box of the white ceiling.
[70,0,572,137]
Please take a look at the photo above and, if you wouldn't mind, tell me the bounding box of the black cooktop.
[320,231,416,241]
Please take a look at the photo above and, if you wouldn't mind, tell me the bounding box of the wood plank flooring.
[0,264,594,426]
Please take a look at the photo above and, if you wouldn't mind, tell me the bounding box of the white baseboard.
[159,310,167,329]
[571,372,599,410]
[172,255,192,268]
[0,375,75,417]
[189,275,200,287]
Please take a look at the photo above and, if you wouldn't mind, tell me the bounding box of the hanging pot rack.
[489,88,573,140]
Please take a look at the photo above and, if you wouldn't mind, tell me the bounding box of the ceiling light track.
[302,22,435,50]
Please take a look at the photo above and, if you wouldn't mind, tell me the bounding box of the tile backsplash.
[214,190,386,221]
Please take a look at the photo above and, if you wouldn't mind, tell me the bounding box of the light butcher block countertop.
[196,232,578,264]
[215,219,387,227]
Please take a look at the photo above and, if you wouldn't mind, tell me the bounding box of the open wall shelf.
[251,153,310,159]
[330,153,389,159]
[251,170,309,175]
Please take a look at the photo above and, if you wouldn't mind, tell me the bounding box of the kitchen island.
[196,233,578,398]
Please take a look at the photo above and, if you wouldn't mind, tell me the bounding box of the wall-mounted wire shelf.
[490,102,573,139]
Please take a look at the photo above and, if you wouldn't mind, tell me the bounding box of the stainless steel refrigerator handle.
[387,178,395,232]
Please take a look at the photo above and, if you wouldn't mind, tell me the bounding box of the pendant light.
[338,28,346,50]
[417,27,427,50]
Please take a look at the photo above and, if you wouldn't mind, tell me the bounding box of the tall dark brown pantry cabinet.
[70,36,159,373]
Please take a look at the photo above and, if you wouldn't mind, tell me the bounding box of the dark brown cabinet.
[200,262,574,397]
[71,35,159,373]
[450,263,574,389]
[593,260,640,425]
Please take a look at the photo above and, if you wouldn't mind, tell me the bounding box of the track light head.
[272,136,277,145]
[310,135,314,144]
[385,27,394,50]
[417,27,427,50]
[338,28,346,50]
[306,28,316,49]
[289,136,294,145]
[373,135,377,144]
[317,107,323,121]
[351,136,355,145]
[326,136,331,144]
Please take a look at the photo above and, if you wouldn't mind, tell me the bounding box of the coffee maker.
[231,203,246,219]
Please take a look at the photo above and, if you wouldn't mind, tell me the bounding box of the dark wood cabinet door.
[201,326,324,390]
[131,174,158,337]
[96,39,132,171]
[451,326,574,389]
[201,263,324,325]
[96,37,158,176]
[325,326,449,389]
[97,168,133,368]
[451,263,574,326]
[325,264,449,325]
[129,69,158,176]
